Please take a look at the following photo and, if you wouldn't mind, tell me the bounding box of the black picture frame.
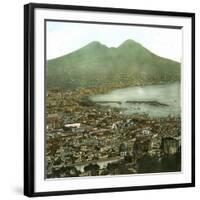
[24,3,195,197]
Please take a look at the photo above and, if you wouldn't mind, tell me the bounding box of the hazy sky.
[46,21,182,62]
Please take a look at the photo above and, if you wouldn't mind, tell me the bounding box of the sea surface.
[90,82,181,117]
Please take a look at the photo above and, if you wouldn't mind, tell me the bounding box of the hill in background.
[47,39,180,89]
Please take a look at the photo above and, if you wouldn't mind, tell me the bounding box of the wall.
[0,0,199,199]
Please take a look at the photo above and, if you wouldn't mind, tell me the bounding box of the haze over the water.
[91,82,180,117]
[47,21,182,62]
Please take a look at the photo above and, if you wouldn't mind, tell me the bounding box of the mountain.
[47,39,180,89]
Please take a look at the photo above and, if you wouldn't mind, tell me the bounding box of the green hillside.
[47,39,180,89]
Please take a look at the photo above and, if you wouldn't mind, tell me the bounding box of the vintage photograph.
[45,21,182,179]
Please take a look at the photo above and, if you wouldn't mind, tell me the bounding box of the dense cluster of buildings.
[46,88,181,178]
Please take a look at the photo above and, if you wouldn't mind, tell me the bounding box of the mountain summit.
[47,40,180,89]
[119,39,141,47]
[84,41,107,48]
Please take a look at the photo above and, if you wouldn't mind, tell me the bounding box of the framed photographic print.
[24,3,195,197]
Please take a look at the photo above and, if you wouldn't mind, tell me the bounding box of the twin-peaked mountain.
[47,39,180,89]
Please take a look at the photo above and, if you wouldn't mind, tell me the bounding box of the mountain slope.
[47,39,180,89]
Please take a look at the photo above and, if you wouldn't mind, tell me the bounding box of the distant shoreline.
[93,100,169,107]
